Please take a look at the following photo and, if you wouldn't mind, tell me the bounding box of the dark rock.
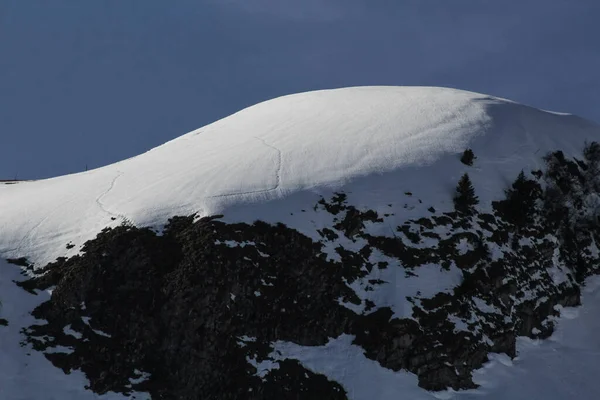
[10,141,600,398]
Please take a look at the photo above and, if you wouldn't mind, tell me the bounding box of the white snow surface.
[243,276,600,400]
[0,259,151,400]
[2,86,600,399]
[1,86,599,265]
[4,255,600,400]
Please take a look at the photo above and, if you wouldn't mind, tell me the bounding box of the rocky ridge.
[3,142,600,399]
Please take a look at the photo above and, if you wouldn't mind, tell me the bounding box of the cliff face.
[6,143,600,399]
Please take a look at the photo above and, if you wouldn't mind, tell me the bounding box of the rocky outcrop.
[9,143,600,398]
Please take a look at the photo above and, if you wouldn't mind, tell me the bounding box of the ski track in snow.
[15,202,66,255]
[92,136,283,221]
[3,86,597,266]
[253,136,283,191]
[95,171,129,222]
[207,136,283,199]
[16,216,50,254]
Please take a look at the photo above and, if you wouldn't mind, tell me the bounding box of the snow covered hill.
[0,86,598,264]
[2,86,600,400]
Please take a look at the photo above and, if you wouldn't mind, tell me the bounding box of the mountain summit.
[2,87,600,400]
[1,86,598,264]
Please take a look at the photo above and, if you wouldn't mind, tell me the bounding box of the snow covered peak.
[1,86,599,264]
[3,86,600,400]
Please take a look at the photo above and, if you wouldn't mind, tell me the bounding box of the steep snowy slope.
[2,86,600,400]
[0,86,598,264]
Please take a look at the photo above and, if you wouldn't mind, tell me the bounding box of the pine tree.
[460,149,476,166]
[496,171,542,227]
[543,150,581,196]
[454,173,478,215]
[583,141,600,166]
[583,141,600,192]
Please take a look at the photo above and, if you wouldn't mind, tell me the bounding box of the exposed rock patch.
[10,142,600,398]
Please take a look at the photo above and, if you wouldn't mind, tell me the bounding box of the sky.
[1,0,599,179]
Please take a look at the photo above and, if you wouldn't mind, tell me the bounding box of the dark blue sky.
[2,0,599,179]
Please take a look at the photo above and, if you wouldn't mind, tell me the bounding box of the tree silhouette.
[495,171,542,227]
[454,173,478,215]
[460,149,476,166]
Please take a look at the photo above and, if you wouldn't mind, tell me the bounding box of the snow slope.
[2,86,600,399]
[0,258,151,400]
[3,263,600,400]
[250,275,600,400]
[1,86,599,265]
